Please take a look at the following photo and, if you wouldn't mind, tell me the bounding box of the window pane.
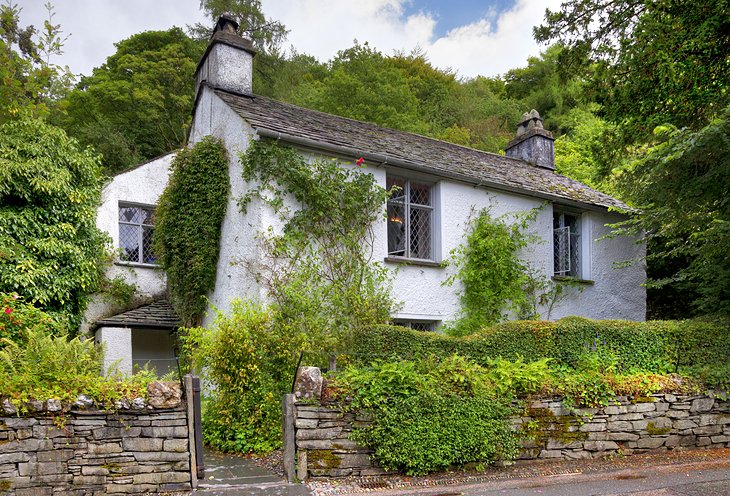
[387,177,406,202]
[141,207,155,225]
[119,206,140,223]
[410,207,432,259]
[120,224,140,262]
[554,226,570,275]
[142,226,156,264]
[569,232,581,277]
[387,203,406,256]
[410,182,431,206]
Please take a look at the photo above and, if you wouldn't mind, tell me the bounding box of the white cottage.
[90,16,645,374]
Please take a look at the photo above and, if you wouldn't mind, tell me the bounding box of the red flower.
[356,157,365,167]
[4,308,11,314]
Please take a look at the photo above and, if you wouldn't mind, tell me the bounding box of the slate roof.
[215,88,628,211]
[94,299,180,330]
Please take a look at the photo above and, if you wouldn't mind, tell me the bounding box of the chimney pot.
[505,109,555,170]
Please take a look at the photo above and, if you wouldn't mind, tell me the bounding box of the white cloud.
[15,0,561,79]
[265,0,563,78]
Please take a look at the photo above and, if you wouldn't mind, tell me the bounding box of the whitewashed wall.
[82,154,173,332]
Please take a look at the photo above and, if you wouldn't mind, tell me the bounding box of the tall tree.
[537,0,730,316]
[0,1,72,122]
[53,28,203,174]
[0,118,107,330]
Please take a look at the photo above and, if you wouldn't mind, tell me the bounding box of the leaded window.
[387,177,433,260]
[553,210,581,277]
[393,319,438,332]
[119,204,156,264]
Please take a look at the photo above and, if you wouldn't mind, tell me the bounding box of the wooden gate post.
[282,393,296,482]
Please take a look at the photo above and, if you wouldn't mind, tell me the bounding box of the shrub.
[0,293,62,347]
[0,327,157,412]
[353,393,519,475]
[182,301,304,454]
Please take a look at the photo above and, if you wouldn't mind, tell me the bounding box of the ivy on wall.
[153,136,229,326]
[238,139,395,356]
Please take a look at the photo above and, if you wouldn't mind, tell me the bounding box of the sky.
[17,0,562,79]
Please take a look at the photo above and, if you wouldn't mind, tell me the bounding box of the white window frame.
[392,319,439,332]
[118,202,157,266]
[553,207,587,279]
[386,176,438,262]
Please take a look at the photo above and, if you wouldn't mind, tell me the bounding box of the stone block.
[666,410,690,419]
[16,488,53,496]
[132,471,189,484]
[546,439,583,450]
[711,435,730,444]
[294,366,323,401]
[121,438,163,452]
[637,437,665,449]
[19,461,66,476]
[664,394,678,403]
[139,426,187,438]
[132,451,189,462]
[3,418,38,429]
[679,435,697,447]
[298,439,359,450]
[690,398,715,413]
[604,406,627,415]
[615,413,644,421]
[87,442,123,455]
[0,452,30,464]
[673,419,697,430]
[694,425,722,436]
[563,450,592,459]
[81,466,110,476]
[538,449,563,458]
[697,437,712,447]
[699,414,720,426]
[296,427,343,441]
[629,403,656,413]
[37,449,74,462]
[105,483,157,493]
[607,421,632,432]
[583,440,619,451]
[163,439,188,452]
[655,403,669,413]
[146,382,182,409]
[579,422,607,432]
[295,418,319,429]
[607,432,639,441]
[72,475,106,486]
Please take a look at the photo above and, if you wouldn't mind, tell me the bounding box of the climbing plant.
[239,140,395,356]
[153,136,229,326]
[444,208,555,336]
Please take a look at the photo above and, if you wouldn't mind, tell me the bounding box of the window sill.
[384,257,443,268]
[115,261,161,269]
[552,275,594,285]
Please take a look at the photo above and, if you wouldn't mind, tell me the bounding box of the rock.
[147,382,182,409]
[116,398,131,410]
[131,397,146,410]
[584,440,619,451]
[690,397,715,413]
[294,366,323,401]
[46,399,62,412]
[74,394,94,409]
[2,398,17,415]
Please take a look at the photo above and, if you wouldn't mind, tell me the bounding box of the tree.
[0,118,108,331]
[535,0,729,134]
[53,28,203,174]
[190,0,287,52]
[0,1,72,122]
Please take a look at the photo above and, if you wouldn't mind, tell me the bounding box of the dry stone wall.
[0,383,192,495]
[293,393,730,478]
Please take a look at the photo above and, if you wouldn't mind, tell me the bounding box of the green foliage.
[0,2,73,122]
[0,293,62,347]
[182,301,304,454]
[614,111,730,316]
[54,28,203,174]
[353,393,519,475]
[239,140,395,356]
[444,208,552,335]
[334,358,525,474]
[0,326,158,413]
[153,136,229,326]
[0,117,108,330]
[350,318,730,382]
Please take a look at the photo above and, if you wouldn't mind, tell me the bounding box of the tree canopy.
[0,118,107,330]
[53,28,203,174]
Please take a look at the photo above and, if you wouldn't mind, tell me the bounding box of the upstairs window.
[553,209,581,277]
[119,204,156,265]
[387,177,434,260]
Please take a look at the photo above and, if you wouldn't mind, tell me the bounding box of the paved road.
[347,459,730,496]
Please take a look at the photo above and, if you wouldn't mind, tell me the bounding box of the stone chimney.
[505,110,555,170]
[194,14,256,96]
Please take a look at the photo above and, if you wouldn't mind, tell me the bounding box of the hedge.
[349,317,730,374]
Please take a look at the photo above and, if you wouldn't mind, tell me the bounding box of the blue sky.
[18,0,559,79]
[402,0,517,38]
